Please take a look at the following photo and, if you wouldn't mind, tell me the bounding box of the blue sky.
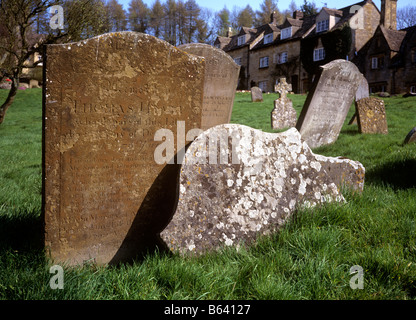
[118,0,414,13]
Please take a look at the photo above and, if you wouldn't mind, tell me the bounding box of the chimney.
[380,0,398,30]
[226,27,233,37]
[270,11,279,24]
[293,10,304,20]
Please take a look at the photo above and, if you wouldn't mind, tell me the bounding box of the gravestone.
[404,127,416,144]
[251,86,263,102]
[296,60,363,148]
[271,77,297,130]
[43,32,205,265]
[160,124,365,255]
[349,76,370,125]
[356,97,388,134]
[178,43,240,131]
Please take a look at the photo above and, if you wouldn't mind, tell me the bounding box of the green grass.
[0,89,415,300]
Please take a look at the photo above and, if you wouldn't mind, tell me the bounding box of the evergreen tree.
[128,0,149,33]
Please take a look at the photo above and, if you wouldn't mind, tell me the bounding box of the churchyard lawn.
[0,88,415,299]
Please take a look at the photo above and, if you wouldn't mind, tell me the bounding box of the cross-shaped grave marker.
[275,77,292,101]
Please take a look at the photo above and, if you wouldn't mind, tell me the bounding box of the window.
[316,19,329,33]
[371,56,384,69]
[371,57,378,69]
[313,48,325,61]
[280,52,288,64]
[259,81,267,92]
[234,57,242,65]
[281,27,292,40]
[259,56,269,68]
[238,35,246,46]
[264,33,273,44]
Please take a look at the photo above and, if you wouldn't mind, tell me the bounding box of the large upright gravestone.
[296,60,363,148]
[43,32,205,265]
[178,43,240,131]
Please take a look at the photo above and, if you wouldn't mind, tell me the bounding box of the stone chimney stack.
[292,10,304,20]
[381,0,398,30]
[270,11,279,24]
[226,27,233,37]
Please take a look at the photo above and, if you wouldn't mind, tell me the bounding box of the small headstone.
[404,127,416,144]
[43,32,205,265]
[356,97,388,134]
[178,43,240,131]
[271,77,297,130]
[251,86,263,102]
[296,60,363,148]
[160,125,365,255]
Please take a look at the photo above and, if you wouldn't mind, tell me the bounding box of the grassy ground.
[0,89,415,300]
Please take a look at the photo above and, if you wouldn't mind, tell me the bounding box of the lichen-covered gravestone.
[271,77,297,130]
[160,124,365,255]
[178,43,240,131]
[43,32,205,265]
[356,97,388,134]
[251,86,263,102]
[296,60,363,148]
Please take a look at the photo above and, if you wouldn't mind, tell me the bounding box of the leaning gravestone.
[178,43,240,131]
[296,60,363,148]
[349,76,370,125]
[251,86,263,102]
[271,77,297,130]
[404,127,416,144]
[160,124,365,255]
[43,32,205,265]
[356,97,388,134]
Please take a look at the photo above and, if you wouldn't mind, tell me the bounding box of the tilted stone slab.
[160,125,365,255]
[178,43,240,131]
[43,32,205,265]
[296,60,363,148]
[251,86,263,102]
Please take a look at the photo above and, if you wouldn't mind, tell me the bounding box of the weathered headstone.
[296,60,363,148]
[349,76,370,125]
[271,77,297,130]
[251,86,263,102]
[160,124,365,255]
[43,32,205,265]
[404,127,416,144]
[178,43,240,131]
[356,97,388,134]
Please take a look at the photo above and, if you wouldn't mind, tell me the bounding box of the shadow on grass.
[366,159,416,190]
[0,210,44,252]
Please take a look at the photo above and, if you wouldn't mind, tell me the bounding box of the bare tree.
[397,5,416,30]
[0,0,109,124]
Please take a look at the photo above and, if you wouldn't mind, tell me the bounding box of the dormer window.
[316,19,329,33]
[281,27,292,40]
[264,33,273,44]
[238,35,246,46]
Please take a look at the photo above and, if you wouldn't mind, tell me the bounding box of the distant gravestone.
[349,76,370,125]
[296,60,363,148]
[271,77,297,130]
[356,97,388,134]
[178,43,240,131]
[404,127,416,144]
[43,32,205,265]
[160,125,365,255]
[251,86,263,102]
